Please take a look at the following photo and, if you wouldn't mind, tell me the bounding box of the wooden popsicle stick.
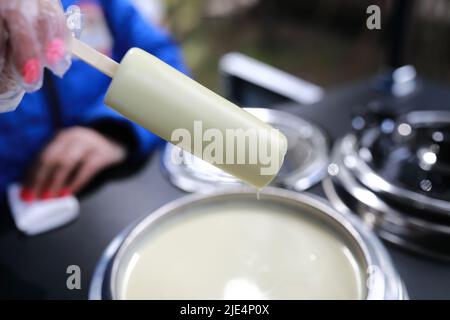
[71,37,119,78]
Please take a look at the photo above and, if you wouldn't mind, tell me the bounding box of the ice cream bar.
[72,39,287,189]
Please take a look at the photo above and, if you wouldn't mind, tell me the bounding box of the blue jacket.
[0,0,187,198]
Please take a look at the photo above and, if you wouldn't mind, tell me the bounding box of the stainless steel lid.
[161,108,329,192]
[89,188,407,300]
[324,134,450,261]
[349,110,450,216]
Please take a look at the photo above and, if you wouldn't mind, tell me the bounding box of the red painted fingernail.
[46,38,66,65]
[59,188,72,197]
[41,190,54,200]
[20,188,36,203]
[21,58,41,84]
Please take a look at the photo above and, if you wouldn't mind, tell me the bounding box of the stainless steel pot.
[89,188,406,300]
[324,135,450,260]
[347,111,450,216]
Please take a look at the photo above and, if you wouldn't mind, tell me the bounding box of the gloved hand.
[0,0,72,112]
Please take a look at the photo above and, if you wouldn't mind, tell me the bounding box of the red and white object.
[7,184,80,236]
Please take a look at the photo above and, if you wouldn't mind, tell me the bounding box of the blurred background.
[132,0,450,91]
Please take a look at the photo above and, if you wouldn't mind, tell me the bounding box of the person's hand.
[25,127,127,198]
[0,0,72,112]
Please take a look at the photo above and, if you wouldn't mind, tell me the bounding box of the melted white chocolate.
[105,49,287,189]
[116,201,365,300]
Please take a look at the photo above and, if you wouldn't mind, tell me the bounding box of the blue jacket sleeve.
[98,0,189,74]
[75,94,164,166]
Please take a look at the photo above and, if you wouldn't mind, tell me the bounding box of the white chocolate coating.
[105,49,287,189]
[116,201,365,300]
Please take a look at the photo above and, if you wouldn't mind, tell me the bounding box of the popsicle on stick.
[71,38,287,189]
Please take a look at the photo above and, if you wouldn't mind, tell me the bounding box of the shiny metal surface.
[161,108,329,193]
[89,187,406,300]
[324,136,450,260]
[347,110,450,216]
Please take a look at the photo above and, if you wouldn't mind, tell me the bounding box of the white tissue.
[7,184,80,236]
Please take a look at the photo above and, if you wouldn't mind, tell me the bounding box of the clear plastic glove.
[0,0,72,112]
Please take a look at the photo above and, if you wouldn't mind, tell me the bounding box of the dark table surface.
[0,78,449,300]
